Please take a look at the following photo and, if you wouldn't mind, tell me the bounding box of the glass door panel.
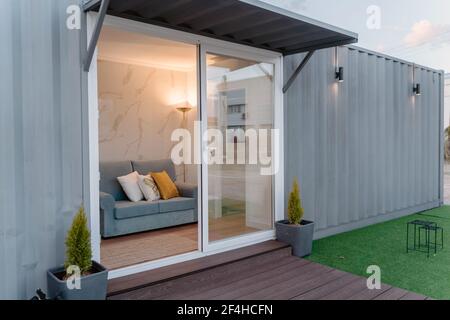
[205,52,275,243]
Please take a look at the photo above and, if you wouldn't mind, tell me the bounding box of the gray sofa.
[99,159,197,238]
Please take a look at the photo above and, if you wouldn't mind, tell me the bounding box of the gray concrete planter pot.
[276,220,315,257]
[47,261,108,300]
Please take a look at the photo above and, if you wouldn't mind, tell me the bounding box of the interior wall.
[98,60,197,183]
[284,46,443,238]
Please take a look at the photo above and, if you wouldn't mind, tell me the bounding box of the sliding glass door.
[90,18,283,276]
[201,47,276,247]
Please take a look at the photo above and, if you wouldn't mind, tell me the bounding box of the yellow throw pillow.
[151,171,179,200]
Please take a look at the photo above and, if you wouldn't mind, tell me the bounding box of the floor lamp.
[176,102,193,182]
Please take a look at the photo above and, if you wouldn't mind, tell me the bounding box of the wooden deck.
[108,241,430,300]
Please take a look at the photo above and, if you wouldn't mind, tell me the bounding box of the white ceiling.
[98,26,197,72]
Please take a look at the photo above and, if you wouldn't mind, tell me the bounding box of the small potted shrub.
[276,178,315,257]
[47,207,108,300]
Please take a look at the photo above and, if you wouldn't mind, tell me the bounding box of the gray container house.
[285,47,444,238]
[0,0,444,299]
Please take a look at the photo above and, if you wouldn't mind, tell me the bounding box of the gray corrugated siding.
[0,0,86,299]
[284,46,444,239]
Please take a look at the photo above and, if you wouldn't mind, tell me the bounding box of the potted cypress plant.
[47,207,108,300]
[276,178,315,257]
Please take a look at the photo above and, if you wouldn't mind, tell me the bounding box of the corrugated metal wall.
[445,74,450,128]
[0,0,86,299]
[284,46,444,239]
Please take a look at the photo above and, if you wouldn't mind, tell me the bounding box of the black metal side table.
[407,220,443,258]
[419,225,444,258]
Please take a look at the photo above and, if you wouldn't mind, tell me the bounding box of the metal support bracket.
[83,0,110,72]
[282,50,315,94]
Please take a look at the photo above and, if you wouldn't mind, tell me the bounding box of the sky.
[262,0,450,73]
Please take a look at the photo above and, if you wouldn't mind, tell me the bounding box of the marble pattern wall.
[98,60,197,183]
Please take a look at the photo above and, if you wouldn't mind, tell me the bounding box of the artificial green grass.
[306,206,450,300]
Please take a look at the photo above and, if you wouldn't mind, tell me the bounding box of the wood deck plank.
[292,272,359,300]
[319,276,370,300]
[243,268,346,300]
[346,283,392,300]
[400,292,428,300]
[111,249,295,300]
[160,255,299,300]
[108,240,289,296]
[202,260,330,300]
[374,287,410,300]
[186,259,312,300]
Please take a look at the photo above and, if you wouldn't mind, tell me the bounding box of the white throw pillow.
[138,175,161,201]
[117,171,144,202]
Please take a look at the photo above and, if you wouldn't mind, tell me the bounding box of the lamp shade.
[173,101,193,113]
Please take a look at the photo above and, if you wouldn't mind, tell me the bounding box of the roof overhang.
[83,0,358,56]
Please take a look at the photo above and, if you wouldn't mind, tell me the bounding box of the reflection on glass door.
[206,53,274,243]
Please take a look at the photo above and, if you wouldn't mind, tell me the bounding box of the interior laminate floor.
[101,213,259,270]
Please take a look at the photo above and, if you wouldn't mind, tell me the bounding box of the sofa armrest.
[175,182,197,199]
[100,192,115,211]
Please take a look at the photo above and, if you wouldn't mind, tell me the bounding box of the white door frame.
[86,13,101,262]
[86,13,284,279]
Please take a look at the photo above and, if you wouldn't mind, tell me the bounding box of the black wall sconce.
[336,67,344,82]
[412,64,421,96]
[335,47,344,83]
[413,83,421,96]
